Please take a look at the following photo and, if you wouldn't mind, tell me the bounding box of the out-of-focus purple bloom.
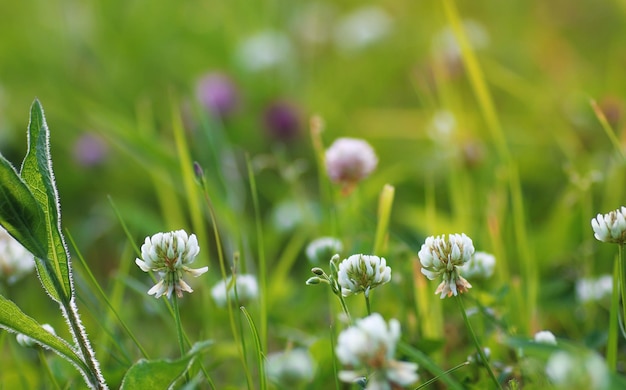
[195,73,239,118]
[263,101,301,142]
[73,133,108,167]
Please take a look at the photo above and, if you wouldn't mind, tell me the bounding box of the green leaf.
[120,340,213,390]
[19,99,72,302]
[0,155,47,258]
[0,294,90,378]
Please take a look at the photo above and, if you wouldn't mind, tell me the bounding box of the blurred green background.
[2,0,626,388]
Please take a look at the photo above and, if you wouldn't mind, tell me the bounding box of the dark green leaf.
[19,99,72,302]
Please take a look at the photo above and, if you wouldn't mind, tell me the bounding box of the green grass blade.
[398,341,464,390]
[240,306,267,390]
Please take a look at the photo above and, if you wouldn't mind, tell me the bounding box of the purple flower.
[73,133,108,167]
[195,72,239,118]
[263,101,301,142]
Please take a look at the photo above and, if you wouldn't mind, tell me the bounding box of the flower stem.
[337,294,352,325]
[172,295,185,357]
[619,244,626,341]
[608,259,619,372]
[456,295,502,389]
[365,293,372,316]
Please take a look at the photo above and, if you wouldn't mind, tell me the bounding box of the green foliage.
[120,340,212,390]
[0,295,90,378]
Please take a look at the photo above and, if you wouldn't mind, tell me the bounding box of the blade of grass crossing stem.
[246,154,268,351]
[398,342,464,390]
[373,184,394,255]
[197,174,254,389]
[240,307,267,390]
[442,0,537,333]
[65,230,149,359]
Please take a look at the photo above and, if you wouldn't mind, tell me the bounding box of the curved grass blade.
[19,99,72,302]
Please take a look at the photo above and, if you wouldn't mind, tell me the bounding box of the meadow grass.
[1,1,626,389]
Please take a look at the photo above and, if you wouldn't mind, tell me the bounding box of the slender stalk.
[39,348,62,390]
[365,293,372,316]
[172,296,185,357]
[456,295,502,390]
[620,244,626,340]
[337,293,352,325]
[607,260,619,372]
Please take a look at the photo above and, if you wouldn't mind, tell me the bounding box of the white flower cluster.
[459,251,496,279]
[546,351,609,389]
[265,348,315,387]
[0,226,35,284]
[305,236,343,264]
[591,206,626,244]
[135,230,208,299]
[211,274,258,307]
[419,233,474,298]
[336,313,418,389]
[534,330,557,345]
[576,275,612,303]
[337,254,391,297]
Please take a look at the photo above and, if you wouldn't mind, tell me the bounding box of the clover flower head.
[336,313,418,389]
[16,324,56,348]
[0,226,35,284]
[534,330,557,345]
[459,251,496,279]
[135,230,208,299]
[195,72,238,117]
[266,348,315,387]
[546,351,609,389]
[305,236,343,264]
[325,137,378,188]
[419,233,474,298]
[337,254,391,297]
[211,274,259,307]
[576,275,613,303]
[591,207,626,244]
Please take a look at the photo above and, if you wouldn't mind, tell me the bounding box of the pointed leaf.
[19,99,72,302]
[0,155,63,302]
[120,341,213,389]
[0,155,47,258]
[0,294,90,378]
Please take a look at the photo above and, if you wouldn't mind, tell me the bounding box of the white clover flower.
[334,6,393,53]
[576,275,613,303]
[337,254,391,297]
[325,138,378,188]
[0,226,35,284]
[211,274,258,307]
[336,313,418,389]
[534,330,557,345]
[236,30,293,72]
[135,230,208,299]
[266,348,315,387]
[419,233,474,298]
[546,351,609,389]
[16,324,56,348]
[591,206,626,243]
[459,251,496,280]
[305,236,343,264]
